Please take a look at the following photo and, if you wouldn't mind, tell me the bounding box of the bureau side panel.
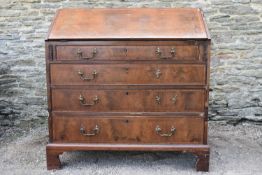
[45,41,54,142]
[199,40,210,144]
[204,40,211,144]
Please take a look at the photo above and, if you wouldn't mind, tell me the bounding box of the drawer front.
[50,64,206,85]
[56,45,199,61]
[52,89,205,112]
[52,115,204,144]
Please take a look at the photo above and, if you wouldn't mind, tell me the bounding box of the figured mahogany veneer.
[52,115,204,144]
[48,8,208,39]
[50,64,206,85]
[56,45,200,61]
[52,89,205,112]
[45,8,211,172]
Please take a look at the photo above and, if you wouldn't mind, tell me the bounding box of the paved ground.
[0,121,261,175]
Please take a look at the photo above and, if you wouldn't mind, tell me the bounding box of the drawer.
[55,45,200,61]
[52,89,205,112]
[52,115,204,144]
[50,64,206,85]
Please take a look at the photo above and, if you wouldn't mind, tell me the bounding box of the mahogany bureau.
[45,8,211,171]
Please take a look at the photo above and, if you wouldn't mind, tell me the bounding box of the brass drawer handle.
[172,95,177,104]
[79,94,99,106]
[78,70,97,81]
[155,95,161,104]
[155,47,176,59]
[155,69,162,79]
[155,125,176,137]
[155,95,178,105]
[77,48,97,59]
[80,125,99,136]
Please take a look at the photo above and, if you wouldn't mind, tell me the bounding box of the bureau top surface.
[47,8,210,40]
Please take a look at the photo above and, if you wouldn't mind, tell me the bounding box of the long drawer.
[52,115,204,144]
[50,64,206,85]
[55,45,200,61]
[51,89,205,112]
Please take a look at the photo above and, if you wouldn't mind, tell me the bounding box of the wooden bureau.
[45,8,211,171]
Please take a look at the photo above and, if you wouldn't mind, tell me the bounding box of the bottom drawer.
[52,115,204,144]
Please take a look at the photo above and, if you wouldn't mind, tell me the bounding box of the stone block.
[220,5,257,15]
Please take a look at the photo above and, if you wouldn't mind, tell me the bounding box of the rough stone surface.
[0,0,262,133]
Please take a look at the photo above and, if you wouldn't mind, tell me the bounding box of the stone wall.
[0,0,261,135]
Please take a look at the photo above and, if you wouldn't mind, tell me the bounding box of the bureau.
[45,8,211,171]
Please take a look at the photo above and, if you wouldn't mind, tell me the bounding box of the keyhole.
[126,92,129,95]
[125,67,129,73]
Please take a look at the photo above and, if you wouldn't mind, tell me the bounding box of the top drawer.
[55,44,200,61]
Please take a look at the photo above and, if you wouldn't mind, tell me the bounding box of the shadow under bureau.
[45,8,211,171]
